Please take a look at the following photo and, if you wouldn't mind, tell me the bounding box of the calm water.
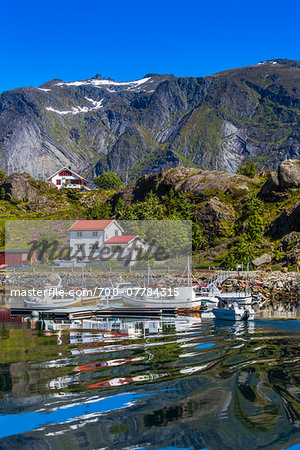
[0,315,299,450]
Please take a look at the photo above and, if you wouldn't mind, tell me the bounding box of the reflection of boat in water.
[212,301,254,321]
[76,356,144,372]
[88,372,169,388]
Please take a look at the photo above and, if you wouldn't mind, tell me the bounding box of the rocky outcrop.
[195,197,235,242]
[281,231,300,248]
[259,159,300,201]
[0,173,42,202]
[278,159,300,188]
[112,166,259,206]
[280,232,300,266]
[270,200,300,237]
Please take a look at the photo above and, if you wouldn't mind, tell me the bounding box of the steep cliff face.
[1,59,300,180]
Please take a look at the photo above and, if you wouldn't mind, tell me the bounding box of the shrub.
[0,169,7,183]
[94,171,122,190]
[237,161,256,178]
[87,200,112,219]
[65,189,81,201]
[0,188,5,200]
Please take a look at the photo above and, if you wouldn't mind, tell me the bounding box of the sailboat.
[122,258,218,309]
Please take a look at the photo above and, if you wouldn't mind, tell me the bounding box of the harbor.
[0,310,299,449]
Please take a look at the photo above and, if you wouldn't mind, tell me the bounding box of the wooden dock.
[9,306,179,320]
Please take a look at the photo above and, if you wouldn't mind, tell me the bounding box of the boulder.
[270,200,300,237]
[281,231,300,249]
[258,159,300,201]
[195,197,235,242]
[278,159,300,188]
[258,170,282,201]
[252,253,272,267]
[0,173,41,202]
[280,232,300,266]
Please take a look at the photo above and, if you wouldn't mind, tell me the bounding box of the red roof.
[69,220,113,231]
[104,235,137,244]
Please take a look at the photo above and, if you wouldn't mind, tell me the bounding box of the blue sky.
[1,0,299,93]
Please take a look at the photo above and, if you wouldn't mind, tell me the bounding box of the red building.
[0,249,37,267]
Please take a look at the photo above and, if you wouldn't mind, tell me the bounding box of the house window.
[92,231,98,237]
[59,170,71,176]
[77,232,82,237]
[21,253,27,261]
[70,179,79,184]
[76,244,84,250]
[115,230,118,236]
[56,179,61,185]
[90,242,99,249]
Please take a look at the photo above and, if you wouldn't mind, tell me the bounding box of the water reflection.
[0,315,299,449]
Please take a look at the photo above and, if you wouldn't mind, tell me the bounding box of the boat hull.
[122,294,203,309]
[24,298,82,309]
[216,294,252,305]
[212,307,254,321]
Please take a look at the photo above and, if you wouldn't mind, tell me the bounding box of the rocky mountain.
[1,59,300,181]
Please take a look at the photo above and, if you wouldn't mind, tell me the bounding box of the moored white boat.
[24,296,82,309]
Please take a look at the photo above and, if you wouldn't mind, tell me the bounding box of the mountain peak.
[258,58,300,68]
[91,74,104,80]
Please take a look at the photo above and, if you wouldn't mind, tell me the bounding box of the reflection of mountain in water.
[0,317,299,449]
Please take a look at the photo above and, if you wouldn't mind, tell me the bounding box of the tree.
[0,188,5,200]
[87,200,112,219]
[115,198,125,217]
[237,161,256,178]
[64,188,81,201]
[165,191,193,220]
[192,223,205,253]
[0,169,7,183]
[123,192,166,220]
[244,213,264,241]
[94,171,122,190]
[240,192,263,219]
[223,237,257,269]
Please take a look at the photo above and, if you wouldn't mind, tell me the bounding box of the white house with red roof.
[48,166,90,190]
[68,220,147,263]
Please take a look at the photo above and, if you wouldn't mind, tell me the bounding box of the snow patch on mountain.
[54,77,151,89]
[85,97,103,108]
[46,99,103,115]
